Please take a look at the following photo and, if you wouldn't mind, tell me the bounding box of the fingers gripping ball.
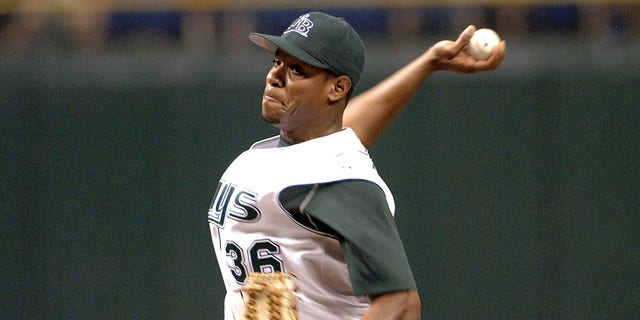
[466,28,501,60]
[240,272,300,320]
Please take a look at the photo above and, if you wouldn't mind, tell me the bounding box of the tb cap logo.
[283,13,314,37]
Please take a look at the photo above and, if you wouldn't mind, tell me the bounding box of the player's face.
[261,50,335,135]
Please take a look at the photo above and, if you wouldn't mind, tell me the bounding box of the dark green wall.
[3,55,638,319]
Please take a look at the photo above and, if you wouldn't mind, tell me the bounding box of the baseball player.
[208,11,505,320]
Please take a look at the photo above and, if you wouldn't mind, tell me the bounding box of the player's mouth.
[263,94,283,106]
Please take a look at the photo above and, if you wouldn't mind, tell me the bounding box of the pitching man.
[208,11,505,320]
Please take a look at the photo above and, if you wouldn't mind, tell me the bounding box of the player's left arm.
[344,25,506,149]
[362,289,421,320]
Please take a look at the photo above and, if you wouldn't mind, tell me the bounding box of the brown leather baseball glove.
[239,272,299,320]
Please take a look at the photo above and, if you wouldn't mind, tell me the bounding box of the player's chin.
[262,102,286,125]
[262,115,281,125]
[261,111,282,125]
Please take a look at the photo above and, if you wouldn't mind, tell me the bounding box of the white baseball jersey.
[208,128,404,320]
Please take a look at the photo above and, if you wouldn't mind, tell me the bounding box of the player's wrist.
[418,50,439,73]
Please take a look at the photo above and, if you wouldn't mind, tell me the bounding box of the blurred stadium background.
[2,1,639,319]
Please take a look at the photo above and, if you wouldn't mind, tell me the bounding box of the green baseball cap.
[249,12,365,86]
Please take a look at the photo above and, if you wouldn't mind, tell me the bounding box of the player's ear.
[328,75,352,103]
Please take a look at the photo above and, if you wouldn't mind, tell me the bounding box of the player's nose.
[266,66,284,88]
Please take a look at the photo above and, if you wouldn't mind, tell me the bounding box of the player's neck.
[280,124,343,144]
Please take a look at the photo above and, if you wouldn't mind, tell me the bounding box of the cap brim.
[249,33,329,71]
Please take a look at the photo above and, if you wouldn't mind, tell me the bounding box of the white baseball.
[466,28,501,60]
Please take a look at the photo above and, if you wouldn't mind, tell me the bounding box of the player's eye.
[272,59,281,67]
[289,64,303,75]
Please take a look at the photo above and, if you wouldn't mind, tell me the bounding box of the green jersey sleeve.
[279,179,417,296]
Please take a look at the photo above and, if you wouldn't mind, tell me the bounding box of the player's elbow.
[400,289,421,320]
[367,289,421,320]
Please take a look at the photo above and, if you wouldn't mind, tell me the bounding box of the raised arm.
[345,25,506,148]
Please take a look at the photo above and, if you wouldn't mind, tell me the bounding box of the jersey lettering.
[225,239,284,284]
[208,180,261,228]
[208,181,234,227]
[225,241,247,283]
[228,190,260,221]
[250,240,283,274]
